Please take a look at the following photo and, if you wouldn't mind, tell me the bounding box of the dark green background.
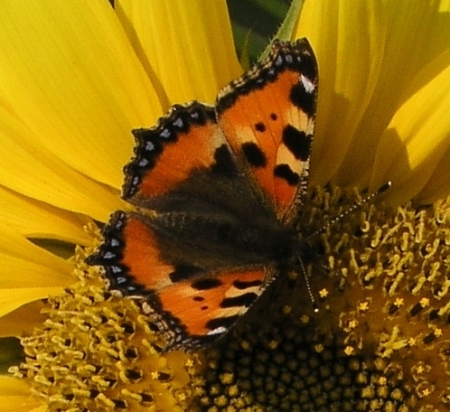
[228,0,291,61]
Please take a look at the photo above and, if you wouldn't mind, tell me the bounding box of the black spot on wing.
[221,292,258,308]
[191,278,222,290]
[270,113,278,121]
[242,142,267,167]
[233,279,263,289]
[282,125,311,161]
[290,83,316,118]
[169,265,203,283]
[211,144,239,177]
[274,164,299,186]
[255,122,266,132]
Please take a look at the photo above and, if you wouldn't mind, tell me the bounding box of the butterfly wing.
[216,39,318,222]
[121,101,276,223]
[87,211,271,350]
[122,102,225,204]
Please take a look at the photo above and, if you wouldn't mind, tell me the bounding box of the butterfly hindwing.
[87,211,270,350]
[216,39,318,220]
[90,212,174,294]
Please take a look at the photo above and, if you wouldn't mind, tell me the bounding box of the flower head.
[2,1,450,411]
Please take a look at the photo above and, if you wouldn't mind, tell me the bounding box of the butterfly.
[87,38,318,351]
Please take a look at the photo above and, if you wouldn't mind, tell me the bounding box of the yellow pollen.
[268,340,279,349]
[394,298,404,307]
[314,344,324,353]
[319,288,329,298]
[344,346,355,356]
[420,298,430,307]
[358,301,370,312]
[282,305,292,314]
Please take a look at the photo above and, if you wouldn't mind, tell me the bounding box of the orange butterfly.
[87,39,318,351]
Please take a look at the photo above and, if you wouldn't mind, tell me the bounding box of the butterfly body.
[87,39,318,351]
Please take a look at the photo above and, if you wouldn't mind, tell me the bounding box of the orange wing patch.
[86,212,175,294]
[119,214,174,290]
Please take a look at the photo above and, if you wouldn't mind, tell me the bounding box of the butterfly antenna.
[298,255,319,313]
[306,181,392,241]
[300,182,391,313]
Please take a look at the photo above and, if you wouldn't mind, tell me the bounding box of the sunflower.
[2,0,450,411]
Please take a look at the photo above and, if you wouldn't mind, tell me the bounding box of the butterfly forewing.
[217,39,318,221]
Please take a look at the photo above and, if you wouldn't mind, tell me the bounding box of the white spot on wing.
[207,326,227,336]
[301,74,315,94]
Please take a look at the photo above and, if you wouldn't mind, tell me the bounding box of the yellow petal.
[0,377,30,396]
[115,0,242,106]
[339,0,450,189]
[372,47,450,205]
[0,227,72,286]
[0,254,70,288]
[0,377,40,412]
[0,1,162,191]
[0,301,46,338]
[0,109,123,222]
[0,228,71,317]
[0,287,63,319]
[294,0,385,186]
[0,186,91,245]
[417,147,450,204]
